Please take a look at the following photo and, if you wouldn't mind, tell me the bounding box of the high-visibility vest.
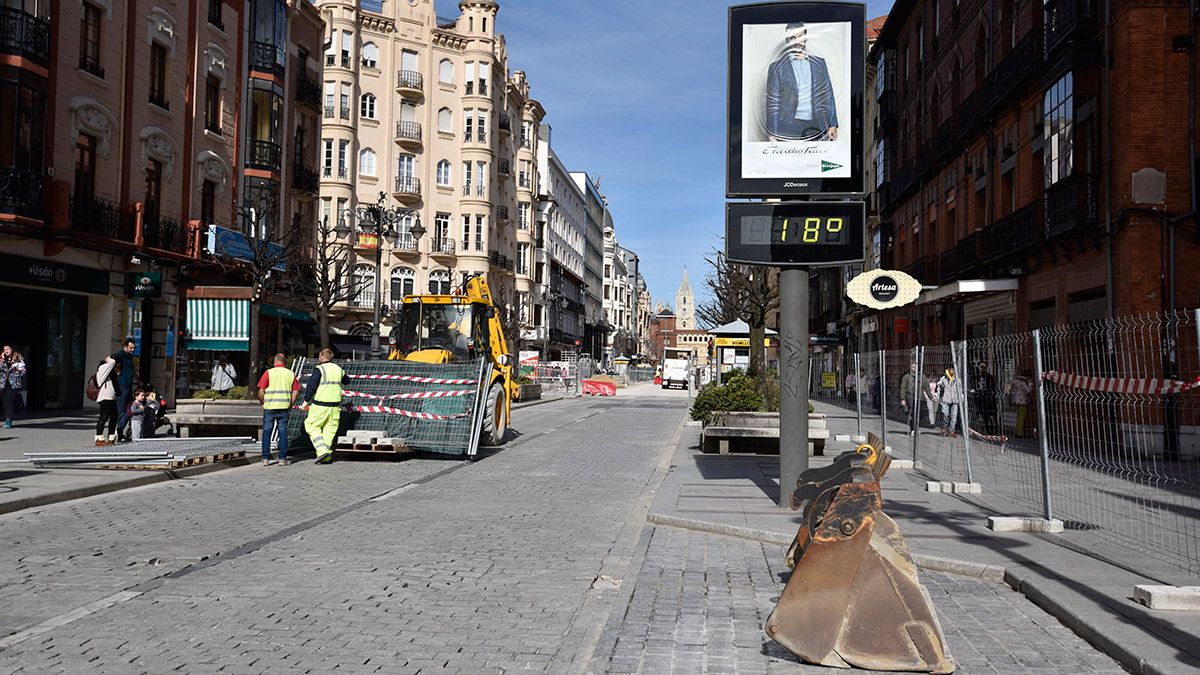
[313,362,345,406]
[262,366,295,410]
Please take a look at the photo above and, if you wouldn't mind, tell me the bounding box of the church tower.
[675,267,695,330]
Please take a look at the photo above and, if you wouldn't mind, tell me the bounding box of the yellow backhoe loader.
[388,275,517,446]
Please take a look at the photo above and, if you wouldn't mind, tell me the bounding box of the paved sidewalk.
[629,410,1200,674]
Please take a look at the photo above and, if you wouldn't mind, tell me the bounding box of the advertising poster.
[518,350,539,379]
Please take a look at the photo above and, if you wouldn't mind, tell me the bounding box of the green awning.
[185,298,249,351]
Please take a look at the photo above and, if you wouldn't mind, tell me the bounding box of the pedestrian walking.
[844,370,857,404]
[211,355,237,395]
[937,367,962,437]
[93,357,119,445]
[302,348,347,465]
[923,372,941,427]
[113,338,136,441]
[972,361,998,435]
[128,390,147,441]
[899,363,917,434]
[0,345,26,429]
[1011,370,1034,438]
[257,353,299,466]
[870,370,882,413]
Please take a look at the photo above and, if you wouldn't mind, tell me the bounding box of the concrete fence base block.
[683,420,702,427]
[850,435,867,443]
[834,434,851,442]
[890,459,915,469]
[987,516,1064,533]
[926,481,949,492]
[952,482,983,494]
[1133,585,1200,611]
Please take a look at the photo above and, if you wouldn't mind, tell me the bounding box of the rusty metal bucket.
[767,437,955,673]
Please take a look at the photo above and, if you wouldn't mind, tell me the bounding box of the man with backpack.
[113,338,136,442]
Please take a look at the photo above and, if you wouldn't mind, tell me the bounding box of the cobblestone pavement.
[593,525,1126,674]
[0,388,688,673]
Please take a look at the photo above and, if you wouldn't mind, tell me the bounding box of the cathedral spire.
[675,267,695,330]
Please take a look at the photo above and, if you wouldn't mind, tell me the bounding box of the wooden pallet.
[334,441,413,455]
[92,450,247,470]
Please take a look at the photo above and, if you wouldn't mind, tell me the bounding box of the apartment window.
[204,75,221,132]
[464,62,475,94]
[144,159,163,222]
[325,30,336,66]
[435,212,450,244]
[517,203,529,230]
[74,134,97,204]
[79,2,102,77]
[429,270,451,294]
[475,161,486,196]
[208,0,223,28]
[359,148,376,177]
[439,58,454,84]
[1044,72,1074,187]
[391,267,415,299]
[341,31,353,68]
[517,243,530,275]
[321,197,333,226]
[339,83,350,119]
[476,113,487,143]
[200,180,216,225]
[337,139,348,178]
[462,214,471,250]
[464,112,473,142]
[518,160,531,187]
[149,43,168,109]
[360,93,376,119]
[477,62,489,96]
[604,264,611,278]
[352,264,375,308]
[520,121,532,147]
[324,82,335,117]
[397,155,414,179]
[323,139,333,176]
[474,215,484,250]
[361,42,379,69]
[436,160,451,186]
[438,107,452,133]
[462,162,472,195]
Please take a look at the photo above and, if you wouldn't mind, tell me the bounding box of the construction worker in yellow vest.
[302,348,348,464]
[256,353,299,466]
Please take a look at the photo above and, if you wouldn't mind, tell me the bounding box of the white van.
[661,357,690,389]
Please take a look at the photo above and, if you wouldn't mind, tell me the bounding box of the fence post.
[879,350,888,453]
[953,341,975,484]
[1032,329,1054,521]
[854,352,862,436]
[912,346,923,464]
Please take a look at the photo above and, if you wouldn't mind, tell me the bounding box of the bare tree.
[488,275,527,358]
[696,246,778,397]
[289,217,371,352]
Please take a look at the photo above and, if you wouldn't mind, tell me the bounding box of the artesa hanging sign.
[846,269,922,310]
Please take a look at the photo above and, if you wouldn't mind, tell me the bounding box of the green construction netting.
[285,357,488,456]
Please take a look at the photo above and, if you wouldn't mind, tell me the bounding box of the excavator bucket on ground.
[767,436,955,673]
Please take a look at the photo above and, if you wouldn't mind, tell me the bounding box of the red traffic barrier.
[582,379,617,396]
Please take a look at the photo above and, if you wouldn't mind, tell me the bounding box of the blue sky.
[436,0,894,309]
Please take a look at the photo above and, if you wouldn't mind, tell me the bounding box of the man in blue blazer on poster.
[765,22,839,142]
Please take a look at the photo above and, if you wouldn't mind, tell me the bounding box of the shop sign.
[713,337,772,347]
[894,317,910,334]
[0,253,110,295]
[205,225,287,272]
[809,335,841,345]
[846,269,921,310]
[821,371,836,389]
[126,271,162,299]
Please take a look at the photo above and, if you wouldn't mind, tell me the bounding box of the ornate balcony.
[981,30,1043,118]
[291,161,319,195]
[295,73,321,111]
[904,255,940,286]
[498,113,511,134]
[0,7,49,67]
[1045,0,1098,58]
[396,70,423,97]
[391,233,419,255]
[250,41,284,79]
[497,158,511,176]
[939,232,979,284]
[394,120,422,148]
[496,205,510,222]
[431,237,456,259]
[142,214,189,255]
[392,176,421,203]
[246,140,282,172]
[70,194,127,241]
[980,201,1043,265]
[0,166,44,220]
[1045,173,1099,239]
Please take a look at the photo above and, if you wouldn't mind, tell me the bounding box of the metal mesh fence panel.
[534,362,578,393]
[910,344,970,481]
[857,350,883,443]
[1037,312,1200,577]
[286,357,486,457]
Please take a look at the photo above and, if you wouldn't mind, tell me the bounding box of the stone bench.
[702,412,830,455]
[174,399,265,439]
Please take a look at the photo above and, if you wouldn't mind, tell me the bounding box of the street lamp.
[541,288,569,361]
[335,191,423,359]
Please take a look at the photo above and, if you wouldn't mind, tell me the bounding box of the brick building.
[867,0,1200,349]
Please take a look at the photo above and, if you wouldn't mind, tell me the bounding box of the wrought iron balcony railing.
[1045,173,1099,239]
[395,120,421,142]
[1045,0,1098,57]
[980,201,1043,264]
[250,41,284,78]
[396,70,423,91]
[432,237,456,255]
[292,162,319,194]
[496,205,510,221]
[939,232,979,284]
[0,7,49,66]
[247,140,282,172]
[295,73,321,109]
[142,214,188,254]
[0,166,44,219]
[497,159,511,175]
[393,176,421,195]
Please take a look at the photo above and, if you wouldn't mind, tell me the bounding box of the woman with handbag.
[1,345,27,429]
[93,357,119,445]
[211,355,238,395]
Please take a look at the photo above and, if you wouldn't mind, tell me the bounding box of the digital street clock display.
[725,201,865,266]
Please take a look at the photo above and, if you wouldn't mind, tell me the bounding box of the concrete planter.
[174,398,264,439]
[516,383,542,401]
[701,411,829,455]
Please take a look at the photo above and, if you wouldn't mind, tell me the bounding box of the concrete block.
[1133,585,1200,610]
[952,482,982,494]
[987,516,1064,533]
[851,435,867,443]
[346,430,377,439]
[834,434,851,442]
[926,481,948,492]
[890,459,914,469]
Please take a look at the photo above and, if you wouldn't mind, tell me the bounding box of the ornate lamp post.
[334,191,424,359]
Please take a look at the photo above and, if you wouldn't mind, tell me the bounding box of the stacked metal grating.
[286,357,488,457]
[26,437,254,468]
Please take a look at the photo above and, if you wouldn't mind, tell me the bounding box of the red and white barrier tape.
[341,389,474,400]
[345,374,478,384]
[346,405,469,420]
[1041,370,1200,395]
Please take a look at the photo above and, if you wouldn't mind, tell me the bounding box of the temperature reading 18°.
[740,215,773,245]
